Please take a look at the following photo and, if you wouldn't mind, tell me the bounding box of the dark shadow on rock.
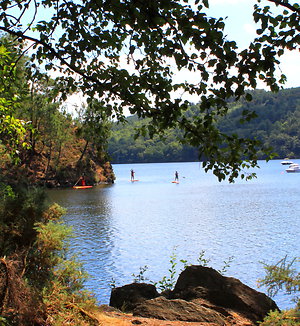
[109,283,159,312]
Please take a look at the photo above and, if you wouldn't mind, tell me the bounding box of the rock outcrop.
[170,265,278,323]
[109,265,279,325]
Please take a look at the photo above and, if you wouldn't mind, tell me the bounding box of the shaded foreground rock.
[170,265,279,323]
[110,283,159,311]
[109,266,280,325]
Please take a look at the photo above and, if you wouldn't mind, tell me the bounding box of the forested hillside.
[108,115,199,163]
[0,36,115,187]
[108,87,300,163]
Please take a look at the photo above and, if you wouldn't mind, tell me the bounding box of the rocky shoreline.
[109,265,279,325]
[2,157,115,188]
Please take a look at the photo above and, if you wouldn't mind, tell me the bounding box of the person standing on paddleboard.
[175,171,179,181]
[131,169,135,181]
[80,176,86,186]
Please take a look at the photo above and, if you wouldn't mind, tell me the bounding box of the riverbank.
[90,264,299,326]
[92,306,299,326]
[62,263,295,326]
[94,307,253,325]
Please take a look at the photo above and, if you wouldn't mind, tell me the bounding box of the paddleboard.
[130,180,139,182]
[73,185,93,189]
[172,181,179,184]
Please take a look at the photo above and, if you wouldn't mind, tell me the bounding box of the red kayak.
[72,185,93,189]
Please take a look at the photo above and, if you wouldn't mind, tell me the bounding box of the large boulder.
[170,265,279,323]
[133,296,227,325]
[109,265,279,325]
[109,283,159,311]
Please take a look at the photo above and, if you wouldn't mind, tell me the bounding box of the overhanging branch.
[267,0,300,14]
[0,26,107,89]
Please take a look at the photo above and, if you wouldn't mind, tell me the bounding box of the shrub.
[259,256,300,325]
[0,184,99,325]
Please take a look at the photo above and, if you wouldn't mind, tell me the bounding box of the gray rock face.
[133,296,227,325]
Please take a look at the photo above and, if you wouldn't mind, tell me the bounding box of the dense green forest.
[108,115,199,163]
[108,87,300,163]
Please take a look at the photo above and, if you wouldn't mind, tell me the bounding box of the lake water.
[47,160,300,310]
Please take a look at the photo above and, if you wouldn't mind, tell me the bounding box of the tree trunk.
[44,142,52,182]
[77,140,89,164]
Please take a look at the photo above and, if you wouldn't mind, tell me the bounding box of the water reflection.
[48,185,119,297]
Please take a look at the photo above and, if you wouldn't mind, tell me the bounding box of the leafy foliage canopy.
[0,0,299,181]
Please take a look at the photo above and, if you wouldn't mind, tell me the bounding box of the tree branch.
[0,26,107,90]
[267,0,300,14]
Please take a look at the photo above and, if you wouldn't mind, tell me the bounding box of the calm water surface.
[47,160,300,310]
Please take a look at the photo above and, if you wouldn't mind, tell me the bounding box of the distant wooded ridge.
[108,87,300,163]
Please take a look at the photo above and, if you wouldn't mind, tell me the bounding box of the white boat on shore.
[286,163,300,173]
